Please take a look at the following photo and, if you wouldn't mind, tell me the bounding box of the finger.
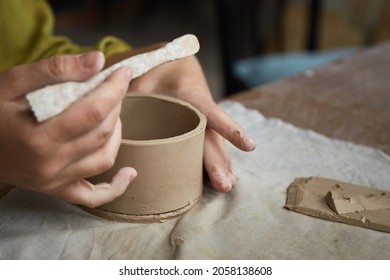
[52,167,137,208]
[199,100,256,152]
[59,118,123,183]
[13,101,122,191]
[0,51,105,100]
[203,128,237,192]
[34,51,105,84]
[46,66,132,143]
[48,102,122,176]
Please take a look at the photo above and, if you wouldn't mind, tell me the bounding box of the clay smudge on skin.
[227,168,238,186]
[210,164,232,192]
[232,129,256,152]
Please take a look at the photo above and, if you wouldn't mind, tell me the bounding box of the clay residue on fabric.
[326,186,390,214]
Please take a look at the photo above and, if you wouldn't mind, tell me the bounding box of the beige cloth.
[0,101,389,259]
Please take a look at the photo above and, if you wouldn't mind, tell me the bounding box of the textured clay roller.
[26,34,200,122]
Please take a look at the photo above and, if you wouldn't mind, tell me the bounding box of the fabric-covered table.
[1,101,389,259]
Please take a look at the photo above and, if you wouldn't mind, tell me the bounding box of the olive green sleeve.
[0,0,131,72]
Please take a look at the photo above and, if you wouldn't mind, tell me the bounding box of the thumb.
[38,51,105,83]
[0,51,105,100]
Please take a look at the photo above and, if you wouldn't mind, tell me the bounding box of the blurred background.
[49,0,390,100]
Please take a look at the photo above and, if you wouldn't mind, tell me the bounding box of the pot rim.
[120,93,207,146]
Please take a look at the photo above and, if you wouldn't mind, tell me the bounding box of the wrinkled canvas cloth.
[1,101,389,259]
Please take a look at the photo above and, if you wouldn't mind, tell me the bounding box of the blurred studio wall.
[50,0,390,98]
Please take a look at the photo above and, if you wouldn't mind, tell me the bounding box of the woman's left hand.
[107,47,256,192]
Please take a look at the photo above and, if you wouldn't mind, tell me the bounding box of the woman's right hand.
[0,51,137,208]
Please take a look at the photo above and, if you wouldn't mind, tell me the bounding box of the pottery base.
[81,195,201,223]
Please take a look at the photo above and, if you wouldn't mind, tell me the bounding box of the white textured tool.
[26,34,200,122]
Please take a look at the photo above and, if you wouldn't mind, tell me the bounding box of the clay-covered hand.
[107,47,256,192]
[0,51,137,208]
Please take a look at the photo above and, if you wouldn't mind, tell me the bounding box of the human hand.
[0,51,137,207]
[107,48,256,192]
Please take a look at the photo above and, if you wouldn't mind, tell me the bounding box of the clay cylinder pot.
[85,93,207,223]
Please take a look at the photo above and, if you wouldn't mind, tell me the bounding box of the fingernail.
[113,167,137,189]
[210,164,232,192]
[224,180,232,191]
[245,136,257,151]
[123,167,137,183]
[233,129,256,151]
[125,66,133,78]
[79,51,104,69]
[228,169,238,186]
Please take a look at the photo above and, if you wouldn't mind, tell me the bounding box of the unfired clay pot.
[85,93,207,223]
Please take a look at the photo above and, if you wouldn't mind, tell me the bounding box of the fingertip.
[244,136,257,151]
[105,66,132,94]
[124,166,138,181]
[233,129,256,152]
[114,167,137,187]
[206,106,256,152]
[208,164,232,192]
[95,51,106,72]
[227,168,238,186]
[124,66,133,79]
[79,51,105,72]
[118,66,133,85]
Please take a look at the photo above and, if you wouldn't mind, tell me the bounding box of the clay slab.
[285,176,390,233]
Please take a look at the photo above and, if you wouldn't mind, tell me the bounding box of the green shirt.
[0,0,131,72]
